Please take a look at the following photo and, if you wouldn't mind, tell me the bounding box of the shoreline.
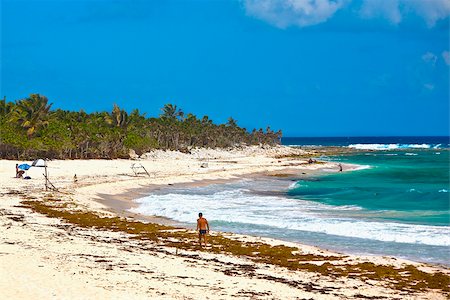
[1,145,449,299]
[95,164,363,237]
[94,166,327,227]
[102,165,450,269]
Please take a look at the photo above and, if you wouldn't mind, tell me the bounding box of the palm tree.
[201,115,212,126]
[0,96,14,118]
[160,103,183,121]
[226,117,237,128]
[9,94,52,138]
[128,109,146,129]
[105,104,129,129]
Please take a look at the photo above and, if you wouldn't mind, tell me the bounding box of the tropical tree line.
[0,94,282,159]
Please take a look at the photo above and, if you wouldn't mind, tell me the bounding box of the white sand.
[1,146,448,299]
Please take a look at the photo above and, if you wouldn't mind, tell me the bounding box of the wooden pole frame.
[44,163,48,191]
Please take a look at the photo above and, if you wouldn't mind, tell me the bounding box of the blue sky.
[1,0,449,136]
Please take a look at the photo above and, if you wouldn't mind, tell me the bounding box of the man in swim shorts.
[196,212,210,247]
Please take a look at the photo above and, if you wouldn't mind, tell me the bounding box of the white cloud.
[360,0,450,27]
[408,0,450,27]
[360,0,402,24]
[242,0,450,29]
[243,0,348,28]
[442,51,450,66]
[422,52,438,66]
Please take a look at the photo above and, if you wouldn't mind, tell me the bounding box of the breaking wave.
[130,189,450,247]
[348,144,437,150]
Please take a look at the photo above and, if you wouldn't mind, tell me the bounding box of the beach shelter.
[32,159,47,167]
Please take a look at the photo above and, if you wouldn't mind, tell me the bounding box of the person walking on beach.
[196,212,209,247]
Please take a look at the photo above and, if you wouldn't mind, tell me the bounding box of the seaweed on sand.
[21,197,450,294]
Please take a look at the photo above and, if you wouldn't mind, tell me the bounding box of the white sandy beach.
[1,145,448,299]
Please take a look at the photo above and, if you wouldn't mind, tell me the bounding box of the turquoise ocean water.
[291,150,449,226]
[130,137,450,265]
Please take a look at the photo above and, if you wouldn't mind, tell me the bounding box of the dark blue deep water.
[282,136,449,148]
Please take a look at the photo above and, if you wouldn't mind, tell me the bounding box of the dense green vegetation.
[0,94,282,159]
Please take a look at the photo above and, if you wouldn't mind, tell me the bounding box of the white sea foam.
[288,182,300,189]
[348,143,432,150]
[439,189,448,193]
[352,165,371,171]
[405,153,418,156]
[287,144,324,148]
[130,189,450,247]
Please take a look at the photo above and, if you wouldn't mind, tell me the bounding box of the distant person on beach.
[15,164,25,178]
[338,163,343,172]
[196,212,209,247]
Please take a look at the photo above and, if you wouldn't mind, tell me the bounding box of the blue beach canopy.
[18,163,31,170]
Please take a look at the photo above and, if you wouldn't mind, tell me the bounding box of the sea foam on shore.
[130,177,450,265]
